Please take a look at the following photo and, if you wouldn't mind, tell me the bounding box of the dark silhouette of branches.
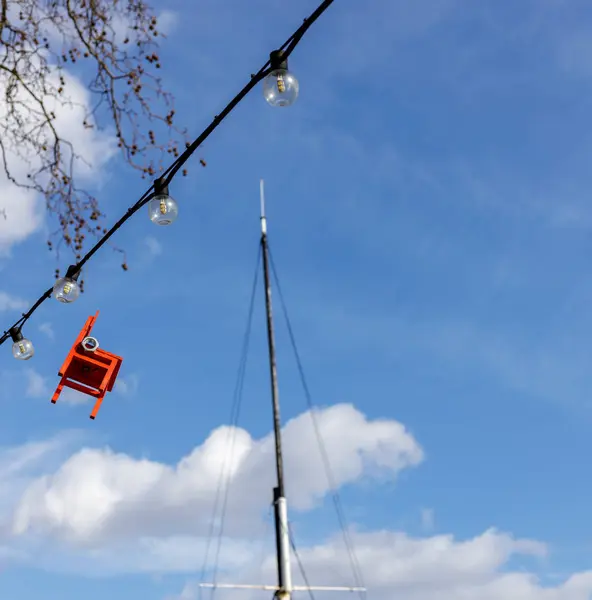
[0,0,195,273]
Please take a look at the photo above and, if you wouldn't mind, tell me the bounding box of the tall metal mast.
[196,181,365,599]
[260,179,292,600]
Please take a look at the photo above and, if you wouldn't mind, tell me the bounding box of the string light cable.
[0,0,336,359]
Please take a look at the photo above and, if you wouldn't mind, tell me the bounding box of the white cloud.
[145,236,163,257]
[0,57,117,253]
[58,388,91,406]
[0,438,66,482]
[420,507,435,532]
[170,529,592,600]
[0,186,43,255]
[38,322,54,340]
[115,374,139,396]
[24,369,49,399]
[99,8,178,47]
[0,433,80,512]
[23,370,92,405]
[0,410,589,600]
[0,291,27,312]
[324,0,459,79]
[555,29,592,79]
[157,10,179,36]
[43,70,117,179]
[10,404,422,544]
[37,534,267,576]
[0,6,178,254]
[23,369,127,406]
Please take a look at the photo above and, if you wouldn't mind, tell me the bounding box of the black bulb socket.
[65,265,81,281]
[270,50,288,72]
[9,327,23,343]
[154,178,170,197]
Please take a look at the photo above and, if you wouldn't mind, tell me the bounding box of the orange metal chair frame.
[51,311,123,419]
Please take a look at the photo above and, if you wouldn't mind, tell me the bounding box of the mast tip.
[260,179,267,233]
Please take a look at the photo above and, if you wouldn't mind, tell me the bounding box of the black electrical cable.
[198,245,261,600]
[0,0,335,348]
[288,523,316,600]
[267,244,367,600]
[210,245,261,594]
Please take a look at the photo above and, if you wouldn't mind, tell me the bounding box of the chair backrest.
[73,311,100,349]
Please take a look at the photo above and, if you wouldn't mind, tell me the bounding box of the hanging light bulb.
[263,50,299,108]
[81,336,99,352]
[53,265,81,304]
[10,328,34,360]
[148,179,178,225]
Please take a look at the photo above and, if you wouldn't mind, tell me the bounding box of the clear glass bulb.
[149,193,178,226]
[263,69,299,107]
[12,337,34,360]
[53,276,80,303]
[81,336,99,352]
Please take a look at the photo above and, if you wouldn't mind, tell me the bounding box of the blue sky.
[1,0,592,598]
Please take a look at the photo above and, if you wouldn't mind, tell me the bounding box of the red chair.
[51,311,123,419]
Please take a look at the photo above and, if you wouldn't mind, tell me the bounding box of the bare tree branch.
[0,0,198,279]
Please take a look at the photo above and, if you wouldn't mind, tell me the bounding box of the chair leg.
[89,393,106,420]
[98,363,115,394]
[51,380,66,404]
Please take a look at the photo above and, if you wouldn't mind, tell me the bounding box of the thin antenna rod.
[260,180,292,599]
[260,178,267,234]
